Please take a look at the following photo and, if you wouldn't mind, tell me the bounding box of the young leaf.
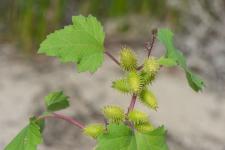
[44,91,70,112]
[96,124,168,150]
[157,57,177,67]
[186,70,205,92]
[38,15,105,73]
[157,28,204,92]
[4,121,42,150]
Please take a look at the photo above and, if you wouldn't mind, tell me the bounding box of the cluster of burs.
[84,47,161,139]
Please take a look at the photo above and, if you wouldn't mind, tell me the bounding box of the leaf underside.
[38,15,105,73]
[157,28,204,92]
[96,124,168,150]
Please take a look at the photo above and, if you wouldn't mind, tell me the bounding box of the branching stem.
[136,29,157,70]
[147,29,157,58]
[38,113,85,129]
[104,51,120,66]
[127,94,137,114]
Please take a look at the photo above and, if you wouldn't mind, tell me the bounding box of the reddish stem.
[147,29,157,58]
[137,29,157,70]
[127,94,137,114]
[38,113,85,129]
[105,51,120,66]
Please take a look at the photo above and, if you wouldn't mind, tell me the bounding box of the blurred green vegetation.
[1,0,67,53]
[0,0,180,53]
[80,0,170,18]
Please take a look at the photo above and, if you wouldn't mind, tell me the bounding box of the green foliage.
[157,28,205,92]
[158,57,177,67]
[44,91,69,112]
[96,124,168,150]
[39,15,105,73]
[5,15,205,150]
[4,120,42,150]
[4,0,67,52]
[79,0,177,20]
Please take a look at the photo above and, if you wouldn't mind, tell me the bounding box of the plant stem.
[137,29,157,70]
[104,51,120,66]
[137,65,143,70]
[147,29,157,58]
[127,94,137,114]
[38,113,85,129]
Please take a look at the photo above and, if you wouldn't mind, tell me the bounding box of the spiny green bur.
[102,105,125,123]
[5,15,204,150]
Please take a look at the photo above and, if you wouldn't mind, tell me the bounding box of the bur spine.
[112,79,130,93]
[83,124,104,138]
[102,105,125,123]
[139,89,158,110]
[120,47,137,71]
[140,71,155,86]
[135,122,155,133]
[128,109,149,125]
[143,57,160,76]
[127,71,143,94]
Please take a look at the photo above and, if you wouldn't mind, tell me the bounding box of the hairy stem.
[38,113,85,129]
[127,94,137,114]
[105,51,120,66]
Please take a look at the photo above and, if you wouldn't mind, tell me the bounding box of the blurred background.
[0,0,225,150]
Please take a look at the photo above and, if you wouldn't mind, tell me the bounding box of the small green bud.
[128,109,149,125]
[102,105,125,123]
[127,71,143,94]
[120,47,137,71]
[135,122,155,133]
[139,89,158,110]
[112,79,130,93]
[143,57,160,76]
[83,124,104,138]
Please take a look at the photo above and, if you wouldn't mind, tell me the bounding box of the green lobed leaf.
[38,15,105,73]
[4,121,42,150]
[96,124,168,150]
[44,91,70,112]
[157,28,204,92]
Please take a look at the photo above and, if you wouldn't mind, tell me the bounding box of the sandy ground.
[0,44,225,150]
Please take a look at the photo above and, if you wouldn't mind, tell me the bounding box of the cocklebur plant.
[4,15,205,150]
